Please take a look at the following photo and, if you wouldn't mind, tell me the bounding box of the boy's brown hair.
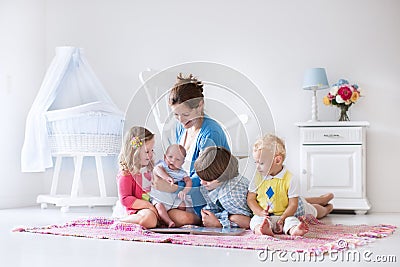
[194,146,238,183]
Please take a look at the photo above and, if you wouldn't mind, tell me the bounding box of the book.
[150,225,246,236]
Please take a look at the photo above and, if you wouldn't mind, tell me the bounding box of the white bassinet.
[21,46,124,211]
[46,101,124,155]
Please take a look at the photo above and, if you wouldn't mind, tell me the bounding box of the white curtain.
[21,46,121,172]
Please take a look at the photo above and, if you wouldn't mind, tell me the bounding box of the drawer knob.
[302,169,307,174]
[323,134,340,137]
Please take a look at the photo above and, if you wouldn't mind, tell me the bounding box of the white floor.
[0,206,399,267]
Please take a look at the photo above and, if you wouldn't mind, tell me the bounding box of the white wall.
[0,0,48,208]
[1,0,399,212]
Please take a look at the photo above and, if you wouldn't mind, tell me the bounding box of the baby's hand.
[178,191,186,200]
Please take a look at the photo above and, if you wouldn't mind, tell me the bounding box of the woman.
[152,73,230,226]
[152,73,334,226]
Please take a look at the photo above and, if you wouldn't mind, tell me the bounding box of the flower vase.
[338,105,350,121]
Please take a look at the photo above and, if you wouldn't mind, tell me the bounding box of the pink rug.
[14,216,396,254]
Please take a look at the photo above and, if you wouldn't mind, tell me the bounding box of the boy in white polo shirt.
[247,134,308,236]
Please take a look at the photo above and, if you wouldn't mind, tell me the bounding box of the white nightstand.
[296,121,371,214]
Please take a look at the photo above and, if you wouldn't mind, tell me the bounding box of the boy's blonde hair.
[119,126,155,174]
[253,134,286,161]
[194,146,238,183]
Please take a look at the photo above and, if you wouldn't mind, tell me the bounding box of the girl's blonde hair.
[119,126,155,174]
[194,146,238,183]
[253,134,286,161]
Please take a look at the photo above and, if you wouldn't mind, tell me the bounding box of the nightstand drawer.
[300,127,363,144]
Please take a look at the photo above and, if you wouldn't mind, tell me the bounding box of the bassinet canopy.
[21,46,124,172]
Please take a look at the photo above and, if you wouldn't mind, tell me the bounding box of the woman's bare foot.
[289,221,309,236]
[255,217,274,236]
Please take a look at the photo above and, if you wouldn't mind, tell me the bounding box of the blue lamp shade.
[302,68,329,90]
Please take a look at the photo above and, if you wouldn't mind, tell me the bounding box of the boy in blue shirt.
[194,146,252,228]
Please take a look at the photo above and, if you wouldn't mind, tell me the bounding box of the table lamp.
[302,68,329,121]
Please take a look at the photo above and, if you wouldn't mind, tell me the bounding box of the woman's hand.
[152,174,178,193]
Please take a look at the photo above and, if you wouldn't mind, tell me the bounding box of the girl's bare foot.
[255,217,274,236]
[120,214,140,224]
[289,221,309,236]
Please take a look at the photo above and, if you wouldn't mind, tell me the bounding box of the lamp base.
[310,88,319,121]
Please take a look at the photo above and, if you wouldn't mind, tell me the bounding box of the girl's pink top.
[117,170,152,214]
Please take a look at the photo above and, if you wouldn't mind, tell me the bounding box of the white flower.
[336,95,345,103]
[330,85,339,96]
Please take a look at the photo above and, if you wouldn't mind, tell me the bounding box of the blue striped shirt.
[200,175,252,228]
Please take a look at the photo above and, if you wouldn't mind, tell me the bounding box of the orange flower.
[323,96,331,106]
[350,91,359,103]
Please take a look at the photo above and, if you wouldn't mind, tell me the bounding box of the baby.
[150,144,192,227]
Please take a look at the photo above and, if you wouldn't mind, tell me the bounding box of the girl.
[117,126,158,228]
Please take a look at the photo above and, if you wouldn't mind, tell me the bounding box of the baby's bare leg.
[155,203,175,227]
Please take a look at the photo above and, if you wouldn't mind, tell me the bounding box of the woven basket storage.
[45,102,124,155]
